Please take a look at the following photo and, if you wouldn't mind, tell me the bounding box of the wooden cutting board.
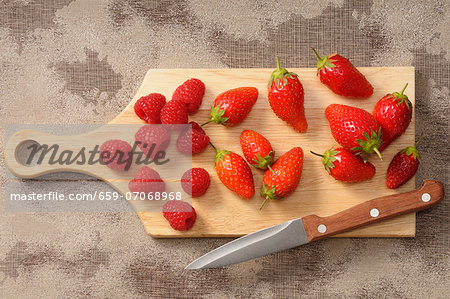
[5,67,415,238]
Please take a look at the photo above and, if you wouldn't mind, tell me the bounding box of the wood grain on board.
[5,67,416,238]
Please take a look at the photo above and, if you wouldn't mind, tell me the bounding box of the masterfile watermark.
[25,141,170,171]
[9,191,183,201]
[5,124,194,212]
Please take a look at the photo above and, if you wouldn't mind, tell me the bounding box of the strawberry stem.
[311,47,321,60]
[311,47,335,70]
[310,151,324,158]
[414,133,423,148]
[392,83,410,106]
[209,142,217,152]
[400,83,408,95]
[269,56,291,88]
[260,197,269,210]
[201,119,213,127]
[373,147,383,160]
[402,134,423,161]
[267,164,275,174]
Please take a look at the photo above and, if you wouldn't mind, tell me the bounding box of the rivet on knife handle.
[302,180,444,242]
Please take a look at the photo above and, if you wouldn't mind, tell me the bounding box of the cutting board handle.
[4,129,97,179]
[302,180,444,242]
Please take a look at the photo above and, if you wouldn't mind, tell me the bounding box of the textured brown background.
[0,0,449,298]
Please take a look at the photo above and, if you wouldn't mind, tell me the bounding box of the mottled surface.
[0,0,449,298]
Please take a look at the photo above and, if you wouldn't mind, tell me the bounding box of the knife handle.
[302,180,444,242]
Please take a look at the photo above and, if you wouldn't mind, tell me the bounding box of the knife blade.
[185,180,444,270]
[185,218,307,269]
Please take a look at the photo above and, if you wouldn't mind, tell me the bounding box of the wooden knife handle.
[302,180,444,242]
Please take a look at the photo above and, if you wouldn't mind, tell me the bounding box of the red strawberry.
[312,48,373,98]
[386,136,422,189]
[177,121,210,155]
[206,87,258,126]
[160,99,188,130]
[268,57,307,132]
[163,200,197,231]
[129,166,165,197]
[261,147,303,209]
[135,125,170,159]
[214,147,255,199]
[181,168,210,197]
[325,104,382,161]
[99,139,133,171]
[240,129,274,170]
[172,78,205,114]
[134,93,166,124]
[311,147,375,182]
[373,83,412,152]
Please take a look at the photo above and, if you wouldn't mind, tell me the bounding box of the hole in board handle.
[15,139,41,167]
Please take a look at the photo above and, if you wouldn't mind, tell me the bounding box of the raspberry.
[172,78,205,114]
[129,166,165,197]
[135,125,170,159]
[99,139,133,171]
[162,200,197,231]
[176,121,210,155]
[134,93,166,124]
[160,100,188,130]
[181,168,210,197]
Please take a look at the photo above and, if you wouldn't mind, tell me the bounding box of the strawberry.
[129,166,166,197]
[268,57,307,133]
[134,93,166,124]
[261,147,303,209]
[177,121,210,155]
[162,200,197,231]
[325,104,382,161]
[205,87,258,126]
[160,99,188,130]
[240,129,274,170]
[172,78,205,114]
[214,146,255,199]
[181,168,210,197]
[311,147,375,182]
[99,139,133,171]
[312,48,373,98]
[135,125,170,159]
[386,136,422,189]
[373,83,412,152]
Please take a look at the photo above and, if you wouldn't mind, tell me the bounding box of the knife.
[185,180,444,269]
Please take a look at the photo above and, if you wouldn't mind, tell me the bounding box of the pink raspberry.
[160,100,188,130]
[135,125,170,159]
[163,200,197,231]
[177,121,210,155]
[134,93,166,124]
[129,166,165,197]
[172,78,205,114]
[99,139,133,171]
[181,168,210,197]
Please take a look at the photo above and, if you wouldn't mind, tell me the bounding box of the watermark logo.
[25,141,170,171]
[5,124,194,212]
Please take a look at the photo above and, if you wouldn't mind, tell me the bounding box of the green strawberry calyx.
[391,83,411,108]
[260,183,279,210]
[214,149,230,165]
[209,105,229,126]
[268,56,298,88]
[252,151,274,170]
[352,127,383,162]
[401,134,422,162]
[310,149,340,174]
[312,48,336,73]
